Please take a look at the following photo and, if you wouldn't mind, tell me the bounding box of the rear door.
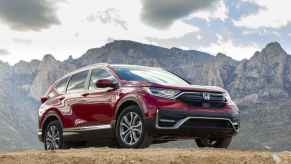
[65,70,92,127]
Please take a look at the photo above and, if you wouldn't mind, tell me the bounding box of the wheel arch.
[113,96,146,126]
[113,96,153,148]
[41,110,63,140]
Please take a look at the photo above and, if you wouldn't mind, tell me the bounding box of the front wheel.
[115,105,152,148]
[195,137,232,148]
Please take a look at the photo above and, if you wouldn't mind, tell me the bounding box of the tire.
[195,137,232,148]
[115,105,152,148]
[44,120,68,150]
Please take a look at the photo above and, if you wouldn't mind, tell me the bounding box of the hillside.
[0,40,290,150]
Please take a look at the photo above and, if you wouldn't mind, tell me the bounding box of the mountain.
[31,40,238,99]
[0,61,40,149]
[0,40,290,151]
[229,42,290,101]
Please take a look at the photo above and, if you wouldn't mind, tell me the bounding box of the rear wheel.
[115,105,152,148]
[44,120,66,150]
[195,137,232,148]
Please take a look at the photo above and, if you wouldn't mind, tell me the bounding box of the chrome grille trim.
[173,91,202,99]
[155,110,239,133]
[174,91,225,101]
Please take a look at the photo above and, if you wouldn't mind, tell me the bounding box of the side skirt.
[38,124,113,143]
[63,124,112,134]
[62,124,114,143]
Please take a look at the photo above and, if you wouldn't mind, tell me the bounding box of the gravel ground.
[0,148,291,164]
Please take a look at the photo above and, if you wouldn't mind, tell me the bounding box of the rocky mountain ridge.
[27,40,291,104]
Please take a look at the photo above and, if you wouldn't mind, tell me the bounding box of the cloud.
[234,0,291,29]
[146,17,269,60]
[228,0,263,20]
[0,49,10,56]
[147,31,219,50]
[86,8,128,30]
[0,0,62,31]
[141,0,219,29]
[200,35,259,60]
[148,31,259,60]
[0,0,202,64]
[13,38,32,45]
[189,0,229,21]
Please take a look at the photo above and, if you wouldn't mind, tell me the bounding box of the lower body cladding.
[38,125,116,146]
[62,126,115,146]
[38,109,239,144]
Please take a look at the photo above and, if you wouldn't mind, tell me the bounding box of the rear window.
[55,76,70,93]
[67,70,89,92]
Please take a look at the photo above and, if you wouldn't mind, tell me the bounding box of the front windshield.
[113,66,190,86]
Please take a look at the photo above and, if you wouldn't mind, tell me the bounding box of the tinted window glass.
[89,69,115,90]
[67,70,89,92]
[55,76,70,93]
[113,66,189,86]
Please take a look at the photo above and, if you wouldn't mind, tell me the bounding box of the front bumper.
[151,108,239,138]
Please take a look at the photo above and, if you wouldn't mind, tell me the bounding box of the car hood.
[121,80,226,93]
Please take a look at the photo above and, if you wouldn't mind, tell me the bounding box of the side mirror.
[96,79,118,89]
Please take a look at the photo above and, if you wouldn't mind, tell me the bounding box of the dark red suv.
[38,64,239,150]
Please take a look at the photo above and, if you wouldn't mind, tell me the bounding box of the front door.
[83,68,119,125]
[70,68,118,128]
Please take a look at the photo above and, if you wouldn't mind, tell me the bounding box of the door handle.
[82,92,90,97]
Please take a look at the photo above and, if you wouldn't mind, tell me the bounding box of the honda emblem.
[203,92,211,101]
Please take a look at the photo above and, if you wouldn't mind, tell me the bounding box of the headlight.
[144,87,181,99]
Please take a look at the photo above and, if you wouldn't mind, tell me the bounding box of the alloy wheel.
[119,111,143,145]
[45,125,61,150]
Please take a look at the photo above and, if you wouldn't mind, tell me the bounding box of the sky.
[0,0,290,64]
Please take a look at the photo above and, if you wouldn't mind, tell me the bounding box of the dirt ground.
[0,148,291,164]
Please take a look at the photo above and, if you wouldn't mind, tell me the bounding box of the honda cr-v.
[38,63,240,150]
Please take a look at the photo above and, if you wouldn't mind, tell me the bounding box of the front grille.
[177,92,226,108]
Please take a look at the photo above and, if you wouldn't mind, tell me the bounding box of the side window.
[55,76,70,93]
[89,69,116,90]
[67,70,89,93]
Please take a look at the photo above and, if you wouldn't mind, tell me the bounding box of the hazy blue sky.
[0,0,290,64]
